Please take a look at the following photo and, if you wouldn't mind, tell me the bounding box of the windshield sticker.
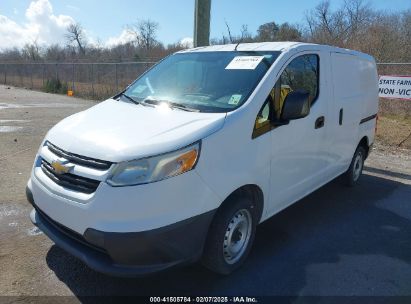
[225,56,264,70]
[228,94,242,105]
[133,85,147,94]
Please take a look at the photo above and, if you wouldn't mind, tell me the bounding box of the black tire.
[343,145,366,187]
[201,196,258,275]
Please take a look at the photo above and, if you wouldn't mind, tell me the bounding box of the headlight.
[107,142,200,186]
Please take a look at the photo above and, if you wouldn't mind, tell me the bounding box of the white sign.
[379,75,411,100]
[225,56,264,70]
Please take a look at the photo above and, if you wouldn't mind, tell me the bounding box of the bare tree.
[0,47,22,62]
[220,22,252,44]
[65,23,87,55]
[1,0,410,66]
[22,40,41,61]
[305,0,375,47]
[224,20,234,43]
[240,24,253,42]
[305,1,339,44]
[44,44,65,62]
[127,19,159,52]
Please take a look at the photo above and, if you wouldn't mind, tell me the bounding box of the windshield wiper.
[166,101,200,112]
[143,97,200,112]
[119,92,139,105]
[119,93,154,108]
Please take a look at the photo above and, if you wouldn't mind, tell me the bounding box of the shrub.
[44,78,68,94]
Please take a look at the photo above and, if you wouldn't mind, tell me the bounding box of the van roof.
[178,41,375,62]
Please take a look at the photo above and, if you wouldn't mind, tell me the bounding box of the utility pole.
[193,0,211,47]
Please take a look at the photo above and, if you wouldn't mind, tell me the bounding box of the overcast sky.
[0,0,410,50]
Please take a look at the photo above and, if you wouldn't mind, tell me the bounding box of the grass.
[376,114,411,149]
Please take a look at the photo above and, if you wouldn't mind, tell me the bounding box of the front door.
[264,52,331,215]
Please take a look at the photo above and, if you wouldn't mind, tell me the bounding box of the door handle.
[339,108,343,125]
[315,116,325,129]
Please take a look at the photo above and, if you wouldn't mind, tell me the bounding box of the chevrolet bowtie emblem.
[51,159,73,175]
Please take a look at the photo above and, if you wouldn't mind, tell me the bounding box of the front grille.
[46,141,112,170]
[41,159,100,194]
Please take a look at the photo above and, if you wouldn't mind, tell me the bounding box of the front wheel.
[343,145,366,186]
[201,197,257,275]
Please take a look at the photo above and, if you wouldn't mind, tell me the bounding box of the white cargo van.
[27,42,378,276]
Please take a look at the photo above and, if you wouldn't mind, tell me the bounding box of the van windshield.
[123,51,281,113]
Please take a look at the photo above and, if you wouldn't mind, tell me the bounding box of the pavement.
[0,85,410,298]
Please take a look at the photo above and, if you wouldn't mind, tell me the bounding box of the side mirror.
[280,90,310,121]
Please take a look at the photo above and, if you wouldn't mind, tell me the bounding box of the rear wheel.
[343,145,366,186]
[202,197,257,275]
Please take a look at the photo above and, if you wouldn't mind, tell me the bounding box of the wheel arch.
[358,136,370,158]
[217,184,264,223]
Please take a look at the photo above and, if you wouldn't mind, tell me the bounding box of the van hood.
[46,99,226,162]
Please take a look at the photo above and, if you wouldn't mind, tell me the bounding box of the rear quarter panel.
[330,52,378,166]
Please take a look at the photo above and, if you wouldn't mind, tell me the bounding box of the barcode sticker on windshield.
[228,94,242,105]
[225,56,264,70]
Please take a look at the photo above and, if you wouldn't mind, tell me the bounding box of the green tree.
[256,22,279,41]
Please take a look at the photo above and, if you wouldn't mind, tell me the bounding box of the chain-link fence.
[377,63,411,76]
[0,61,410,106]
[0,62,156,100]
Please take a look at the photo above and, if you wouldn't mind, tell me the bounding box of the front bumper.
[27,186,215,277]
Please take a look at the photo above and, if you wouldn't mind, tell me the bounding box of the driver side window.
[274,54,319,119]
[252,54,319,138]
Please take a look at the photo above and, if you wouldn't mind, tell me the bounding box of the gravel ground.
[0,85,410,299]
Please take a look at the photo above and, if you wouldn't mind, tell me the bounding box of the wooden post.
[42,64,45,87]
[91,64,95,98]
[30,64,33,89]
[72,63,75,92]
[193,0,211,47]
[115,63,118,92]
